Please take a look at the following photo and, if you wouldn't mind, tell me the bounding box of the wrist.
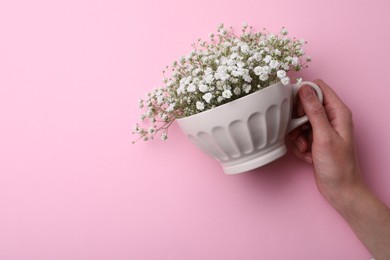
[324,179,368,215]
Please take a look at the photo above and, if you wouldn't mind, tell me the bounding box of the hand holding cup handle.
[287,81,324,132]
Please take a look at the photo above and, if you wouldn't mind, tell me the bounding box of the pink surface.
[1,0,389,259]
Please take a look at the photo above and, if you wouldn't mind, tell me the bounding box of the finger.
[293,135,309,153]
[288,127,300,141]
[290,141,312,164]
[313,79,347,115]
[288,124,312,153]
[313,79,353,139]
[303,153,313,164]
[299,84,333,138]
[295,94,305,117]
[290,140,306,160]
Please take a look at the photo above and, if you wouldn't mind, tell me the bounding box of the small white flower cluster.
[133,23,311,142]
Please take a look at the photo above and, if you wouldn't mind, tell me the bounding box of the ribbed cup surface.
[177,82,294,174]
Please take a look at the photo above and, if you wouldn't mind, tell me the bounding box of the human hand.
[289,79,364,204]
[289,79,390,260]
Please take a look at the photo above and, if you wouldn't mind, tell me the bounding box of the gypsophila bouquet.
[133,23,311,142]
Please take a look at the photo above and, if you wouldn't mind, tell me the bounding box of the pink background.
[1,0,389,259]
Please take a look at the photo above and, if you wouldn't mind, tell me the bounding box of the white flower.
[219,72,230,82]
[222,89,232,99]
[253,52,262,61]
[254,66,262,75]
[243,84,251,94]
[204,74,214,84]
[148,127,156,134]
[291,57,299,66]
[233,87,241,95]
[219,29,227,35]
[161,113,169,121]
[230,77,239,84]
[242,22,248,28]
[184,76,192,84]
[227,59,235,66]
[264,55,272,63]
[237,68,246,76]
[187,84,196,92]
[259,74,269,81]
[205,67,213,75]
[185,53,192,61]
[277,70,287,79]
[199,84,208,93]
[281,63,290,70]
[267,34,275,40]
[196,101,205,111]
[217,96,224,103]
[177,85,186,95]
[222,84,231,90]
[280,27,288,35]
[273,49,281,56]
[237,61,245,68]
[166,80,174,87]
[306,56,312,62]
[261,65,271,74]
[215,66,230,81]
[269,60,280,69]
[192,68,201,76]
[166,102,176,112]
[281,77,290,86]
[231,70,240,77]
[161,133,168,141]
[231,46,239,52]
[230,53,238,60]
[202,93,213,103]
[156,95,164,105]
[240,44,250,54]
[146,109,153,117]
[243,74,252,83]
[138,99,144,108]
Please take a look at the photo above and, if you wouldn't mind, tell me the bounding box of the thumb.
[299,84,332,135]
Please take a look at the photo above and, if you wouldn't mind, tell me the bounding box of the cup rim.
[176,80,289,122]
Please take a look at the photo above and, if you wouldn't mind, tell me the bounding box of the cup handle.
[287,81,324,132]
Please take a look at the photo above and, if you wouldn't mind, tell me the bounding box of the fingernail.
[304,154,313,164]
[300,85,313,99]
[297,139,305,153]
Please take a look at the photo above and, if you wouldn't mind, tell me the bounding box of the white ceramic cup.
[177,81,323,175]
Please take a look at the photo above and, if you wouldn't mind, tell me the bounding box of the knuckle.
[313,79,326,86]
[317,134,334,147]
[312,104,326,116]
